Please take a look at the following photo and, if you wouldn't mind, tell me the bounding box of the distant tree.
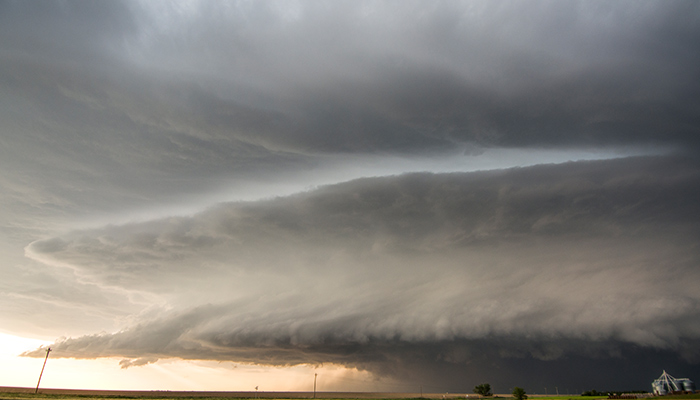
[474,383,492,396]
[512,387,527,400]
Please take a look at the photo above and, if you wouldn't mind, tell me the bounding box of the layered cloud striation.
[24,156,700,390]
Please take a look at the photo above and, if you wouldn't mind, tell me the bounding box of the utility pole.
[35,347,51,394]
[314,373,317,398]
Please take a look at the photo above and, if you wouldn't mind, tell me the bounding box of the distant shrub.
[474,384,493,397]
[512,387,527,400]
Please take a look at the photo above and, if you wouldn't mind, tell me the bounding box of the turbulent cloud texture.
[24,157,700,390]
[2,0,700,392]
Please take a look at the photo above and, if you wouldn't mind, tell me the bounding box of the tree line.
[473,383,527,400]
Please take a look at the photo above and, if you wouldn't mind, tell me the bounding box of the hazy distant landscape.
[3,386,700,400]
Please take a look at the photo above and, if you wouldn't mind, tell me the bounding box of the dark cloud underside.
[24,156,700,390]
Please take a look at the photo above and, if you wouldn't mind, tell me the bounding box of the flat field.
[2,388,698,400]
[0,387,474,400]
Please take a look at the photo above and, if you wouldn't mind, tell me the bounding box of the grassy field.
[526,397,608,400]
[1,389,698,400]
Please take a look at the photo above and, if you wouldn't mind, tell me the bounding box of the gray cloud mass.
[2,0,699,156]
[23,156,700,390]
[2,0,700,393]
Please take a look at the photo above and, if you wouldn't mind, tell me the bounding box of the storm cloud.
[3,0,700,393]
[23,156,700,390]
[2,0,699,157]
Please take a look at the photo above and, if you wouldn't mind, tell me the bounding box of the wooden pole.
[35,347,51,394]
[314,373,317,398]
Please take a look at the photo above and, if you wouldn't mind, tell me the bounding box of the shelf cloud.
[23,157,700,390]
[3,0,700,392]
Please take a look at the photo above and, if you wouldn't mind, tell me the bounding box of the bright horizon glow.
[0,332,408,392]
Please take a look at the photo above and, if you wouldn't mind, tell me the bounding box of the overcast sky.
[2,0,700,393]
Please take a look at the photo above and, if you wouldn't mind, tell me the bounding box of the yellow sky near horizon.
[0,332,406,392]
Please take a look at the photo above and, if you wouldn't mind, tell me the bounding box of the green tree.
[512,387,527,400]
[474,383,492,396]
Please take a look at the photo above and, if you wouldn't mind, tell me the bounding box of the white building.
[652,370,695,395]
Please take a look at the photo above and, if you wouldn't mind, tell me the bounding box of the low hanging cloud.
[23,156,700,389]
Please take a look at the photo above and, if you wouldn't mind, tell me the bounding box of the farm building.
[652,370,695,395]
